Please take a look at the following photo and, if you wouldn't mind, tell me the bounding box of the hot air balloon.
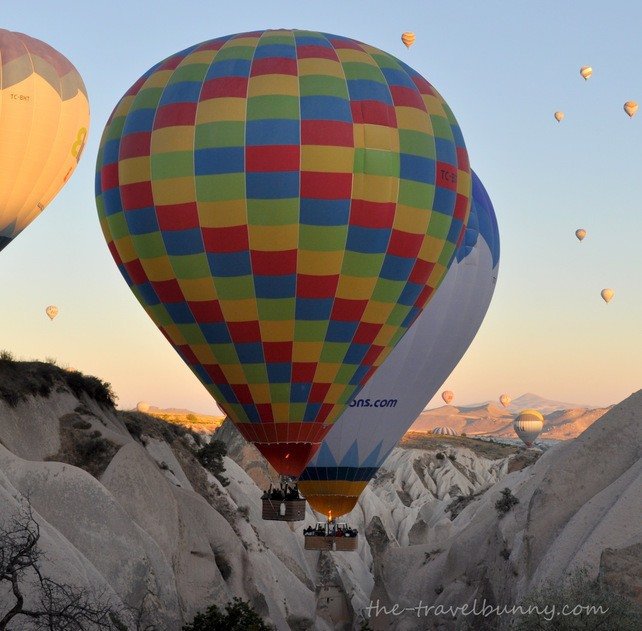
[624,101,638,117]
[432,426,458,436]
[499,394,511,407]
[45,305,58,321]
[601,288,614,303]
[513,409,544,447]
[554,111,564,122]
[0,29,89,252]
[579,66,592,80]
[442,390,454,405]
[575,229,586,241]
[401,32,416,49]
[299,171,499,518]
[137,401,150,413]
[95,30,471,488]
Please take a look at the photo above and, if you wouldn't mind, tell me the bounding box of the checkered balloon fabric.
[95,29,470,476]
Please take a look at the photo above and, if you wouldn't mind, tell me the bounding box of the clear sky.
[1,1,640,413]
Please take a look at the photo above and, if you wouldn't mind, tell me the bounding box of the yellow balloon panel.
[0,29,89,251]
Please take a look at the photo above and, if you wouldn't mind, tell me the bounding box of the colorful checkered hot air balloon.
[0,29,89,252]
[95,29,471,478]
[299,171,499,517]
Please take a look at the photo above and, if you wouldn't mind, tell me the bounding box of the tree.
[182,598,273,631]
[0,501,117,630]
[195,441,229,487]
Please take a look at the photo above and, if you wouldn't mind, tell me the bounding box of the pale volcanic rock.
[369,390,642,630]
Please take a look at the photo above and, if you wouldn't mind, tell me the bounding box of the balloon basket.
[261,498,307,522]
[304,534,358,551]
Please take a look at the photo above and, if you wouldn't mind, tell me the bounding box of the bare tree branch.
[0,498,120,630]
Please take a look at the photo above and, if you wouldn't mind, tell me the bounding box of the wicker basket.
[261,498,307,521]
[304,535,358,551]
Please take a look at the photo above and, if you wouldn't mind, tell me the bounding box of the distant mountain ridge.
[413,393,610,440]
[459,392,590,414]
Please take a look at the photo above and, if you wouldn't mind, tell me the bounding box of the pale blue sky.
[1,1,640,412]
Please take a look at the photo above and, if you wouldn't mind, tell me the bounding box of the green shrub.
[436,452,445,460]
[196,440,229,486]
[124,416,143,442]
[495,487,519,515]
[0,387,23,407]
[183,598,272,631]
[64,372,116,407]
[513,568,640,630]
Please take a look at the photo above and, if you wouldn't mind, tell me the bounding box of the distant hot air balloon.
[45,305,58,321]
[575,229,587,241]
[432,426,458,436]
[0,29,90,253]
[513,409,544,447]
[299,171,499,517]
[137,401,150,413]
[554,111,564,122]
[95,30,471,481]
[442,390,454,405]
[623,101,638,117]
[601,288,614,303]
[499,394,511,407]
[580,66,592,80]
[401,32,416,48]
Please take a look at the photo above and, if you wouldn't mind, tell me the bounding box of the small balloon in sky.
[45,305,59,321]
[137,401,150,413]
[401,32,416,48]
[601,288,614,303]
[513,409,544,446]
[499,394,511,407]
[442,390,454,405]
[554,111,564,122]
[579,66,592,80]
[575,229,587,241]
[623,101,638,117]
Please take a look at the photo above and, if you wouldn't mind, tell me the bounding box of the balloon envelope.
[554,111,564,122]
[432,426,457,436]
[299,170,499,515]
[499,394,511,407]
[575,229,586,241]
[45,305,58,321]
[624,101,638,117]
[601,288,614,303]
[0,29,89,252]
[137,401,150,413]
[513,409,544,446]
[401,32,416,48]
[95,30,471,478]
[441,390,454,404]
[580,66,592,80]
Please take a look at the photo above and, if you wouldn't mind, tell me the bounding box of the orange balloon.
[624,101,638,117]
[401,32,416,48]
[554,111,564,122]
[580,66,592,80]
